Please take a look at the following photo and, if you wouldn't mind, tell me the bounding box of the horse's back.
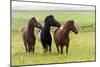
[54,27,63,36]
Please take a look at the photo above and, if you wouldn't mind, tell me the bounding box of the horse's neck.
[62,26,70,37]
[28,27,35,36]
[44,24,50,33]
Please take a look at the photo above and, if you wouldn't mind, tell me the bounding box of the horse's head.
[28,17,42,29]
[67,20,78,34]
[44,15,61,27]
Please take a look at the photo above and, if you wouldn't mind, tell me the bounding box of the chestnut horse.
[40,15,61,53]
[54,20,78,54]
[22,17,42,53]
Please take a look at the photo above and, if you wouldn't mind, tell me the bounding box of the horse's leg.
[60,45,64,54]
[24,41,28,52]
[48,41,52,53]
[56,44,59,53]
[43,45,46,53]
[27,43,29,52]
[42,42,47,53]
[66,44,69,54]
[28,44,31,52]
[43,44,47,53]
[44,43,48,52]
[49,45,51,53]
[45,44,48,53]
[32,41,35,54]
[28,44,30,52]
[32,46,34,54]
[30,44,33,52]
[28,43,32,53]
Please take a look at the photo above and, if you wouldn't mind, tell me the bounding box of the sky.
[13,0,95,5]
[12,1,95,11]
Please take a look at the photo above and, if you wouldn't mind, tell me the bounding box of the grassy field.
[11,11,96,66]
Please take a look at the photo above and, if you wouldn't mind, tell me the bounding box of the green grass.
[11,11,96,66]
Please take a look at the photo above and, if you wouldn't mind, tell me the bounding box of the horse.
[54,20,78,54]
[22,17,42,53]
[40,15,61,53]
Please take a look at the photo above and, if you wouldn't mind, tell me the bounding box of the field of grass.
[11,11,96,66]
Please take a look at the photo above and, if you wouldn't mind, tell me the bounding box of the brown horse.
[22,17,42,53]
[54,20,78,54]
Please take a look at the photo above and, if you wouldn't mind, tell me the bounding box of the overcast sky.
[12,1,95,11]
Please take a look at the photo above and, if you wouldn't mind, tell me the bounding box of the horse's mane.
[44,15,53,23]
[63,20,75,28]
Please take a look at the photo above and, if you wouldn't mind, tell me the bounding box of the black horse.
[40,15,61,53]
